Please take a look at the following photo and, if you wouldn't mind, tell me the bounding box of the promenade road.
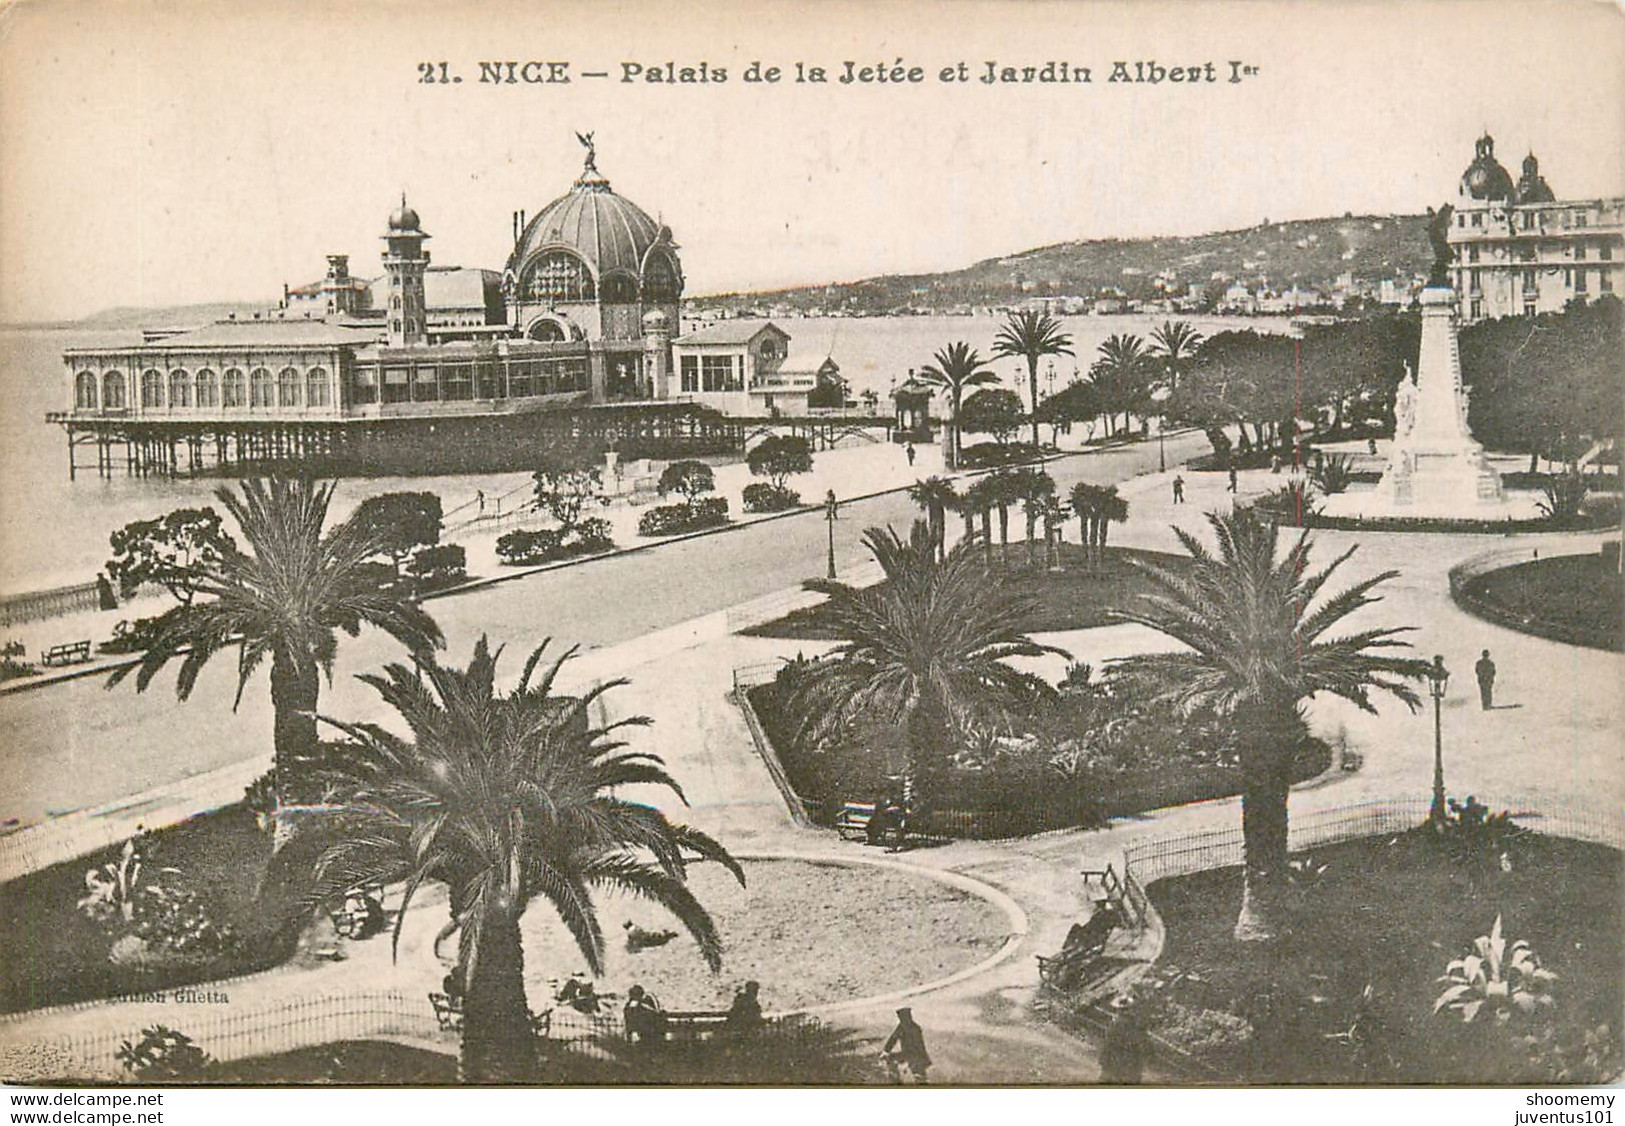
[0,431,1208,830]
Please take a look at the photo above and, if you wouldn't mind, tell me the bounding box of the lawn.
[1461,553,1623,651]
[742,544,1187,639]
[1144,829,1624,1083]
[0,806,304,1014]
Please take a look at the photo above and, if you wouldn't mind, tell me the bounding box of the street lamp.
[824,489,839,580]
[1428,654,1450,828]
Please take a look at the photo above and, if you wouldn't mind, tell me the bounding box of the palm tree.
[307,637,743,1082]
[1068,482,1130,565]
[108,477,443,807]
[993,309,1075,449]
[1150,320,1205,393]
[1010,468,1056,568]
[1091,334,1152,437]
[983,470,1024,570]
[791,522,1060,800]
[963,476,1000,569]
[918,342,999,470]
[1108,509,1432,940]
[907,476,959,562]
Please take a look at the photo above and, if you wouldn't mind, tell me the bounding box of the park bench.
[834,801,876,840]
[1036,902,1124,990]
[40,640,92,667]
[834,800,908,848]
[429,991,463,1033]
[660,1010,738,1042]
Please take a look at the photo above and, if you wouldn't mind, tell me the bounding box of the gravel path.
[519,858,1009,1012]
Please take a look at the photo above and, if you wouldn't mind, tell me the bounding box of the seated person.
[441,963,466,1006]
[557,977,602,1014]
[341,892,386,939]
[1061,900,1121,955]
[865,795,902,847]
[623,984,666,1043]
[725,981,765,1032]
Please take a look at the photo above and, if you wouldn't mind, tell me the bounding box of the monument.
[1322,206,1513,520]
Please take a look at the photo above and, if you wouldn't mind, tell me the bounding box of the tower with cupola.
[382,196,431,347]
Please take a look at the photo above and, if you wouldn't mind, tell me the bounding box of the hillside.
[699,213,1432,314]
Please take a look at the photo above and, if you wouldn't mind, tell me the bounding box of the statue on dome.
[1425,204,1455,287]
[576,130,598,173]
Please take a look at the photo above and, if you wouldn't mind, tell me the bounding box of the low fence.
[1121,793,1624,891]
[2,989,633,1083]
[731,666,814,829]
[1,582,105,629]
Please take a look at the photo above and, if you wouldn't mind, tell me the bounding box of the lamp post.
[824,489,839,580]
[1428,654,1450,828]
[1157,417,1167,473]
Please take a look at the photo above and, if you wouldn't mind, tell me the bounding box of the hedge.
[638,497,730,537]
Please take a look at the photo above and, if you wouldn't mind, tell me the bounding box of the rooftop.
[674,320,789,346]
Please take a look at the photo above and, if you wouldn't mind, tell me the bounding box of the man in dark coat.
[882,1007,931,1083]
[1475,649,1496,710]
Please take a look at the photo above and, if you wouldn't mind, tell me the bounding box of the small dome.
[1461,134,1515,202]
[1516,152,1556,205]
[388,196,422,232]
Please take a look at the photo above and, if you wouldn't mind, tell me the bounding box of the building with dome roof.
[50,138,754,478]
[1446,133,1622,323]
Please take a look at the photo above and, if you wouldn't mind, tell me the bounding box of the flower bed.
[1141,828,1623,1083]
[0,807,303,1014]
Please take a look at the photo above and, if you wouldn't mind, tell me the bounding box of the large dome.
[506,150,681,304]
[1460,133,1515,202]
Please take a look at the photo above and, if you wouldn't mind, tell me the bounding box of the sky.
[1,0,1622,323]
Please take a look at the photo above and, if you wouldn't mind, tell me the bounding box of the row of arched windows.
[77,368,333,412]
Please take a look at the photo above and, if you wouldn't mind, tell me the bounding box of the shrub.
[406,544,466,589]
[657,460,717,507]
[98,616,166,655]
[638,497,729,537]
[746,436,814,490]
[1311,453,1356,495]
[0,656,38,682]
[116,1026,215,1081]
[743,483,802,513]
[1537,472,1588,522]
[958,441,1043,469]
[132,882,238,959]
[1434,915,1556,1024]
[495,528,567,565]
[574,516,615,553]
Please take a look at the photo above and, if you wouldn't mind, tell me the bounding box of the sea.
[0,313,1291,594]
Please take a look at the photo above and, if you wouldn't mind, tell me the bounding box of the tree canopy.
[959,388,1026,445]
[106,507,236,605]
[746,435,815,490]
[351,492,444,577]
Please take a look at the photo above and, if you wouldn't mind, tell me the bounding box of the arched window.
[195,369,218,408]
[222,369,245,408]
[249,368,273,408]
[278,367,301,408]
[641,251,681,303]
[522,251,596,302]
[305,367,330,408]
[527,319,567,342]
[102,372,126,410]
[75,372,98,410]
[141,370,164,409]
[168,369,192,408]
[600,272,638,304]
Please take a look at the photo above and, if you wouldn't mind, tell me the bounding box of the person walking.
[1475,649,1496,710]
[1171,474,1185,505]
[905,442,916,468]
[1227,464,1238,494]
[882,1007,931,1083]
[476,489,485,514]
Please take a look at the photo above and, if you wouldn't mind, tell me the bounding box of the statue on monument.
[1425,203,1455,287]
[1394,362,1419,440]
